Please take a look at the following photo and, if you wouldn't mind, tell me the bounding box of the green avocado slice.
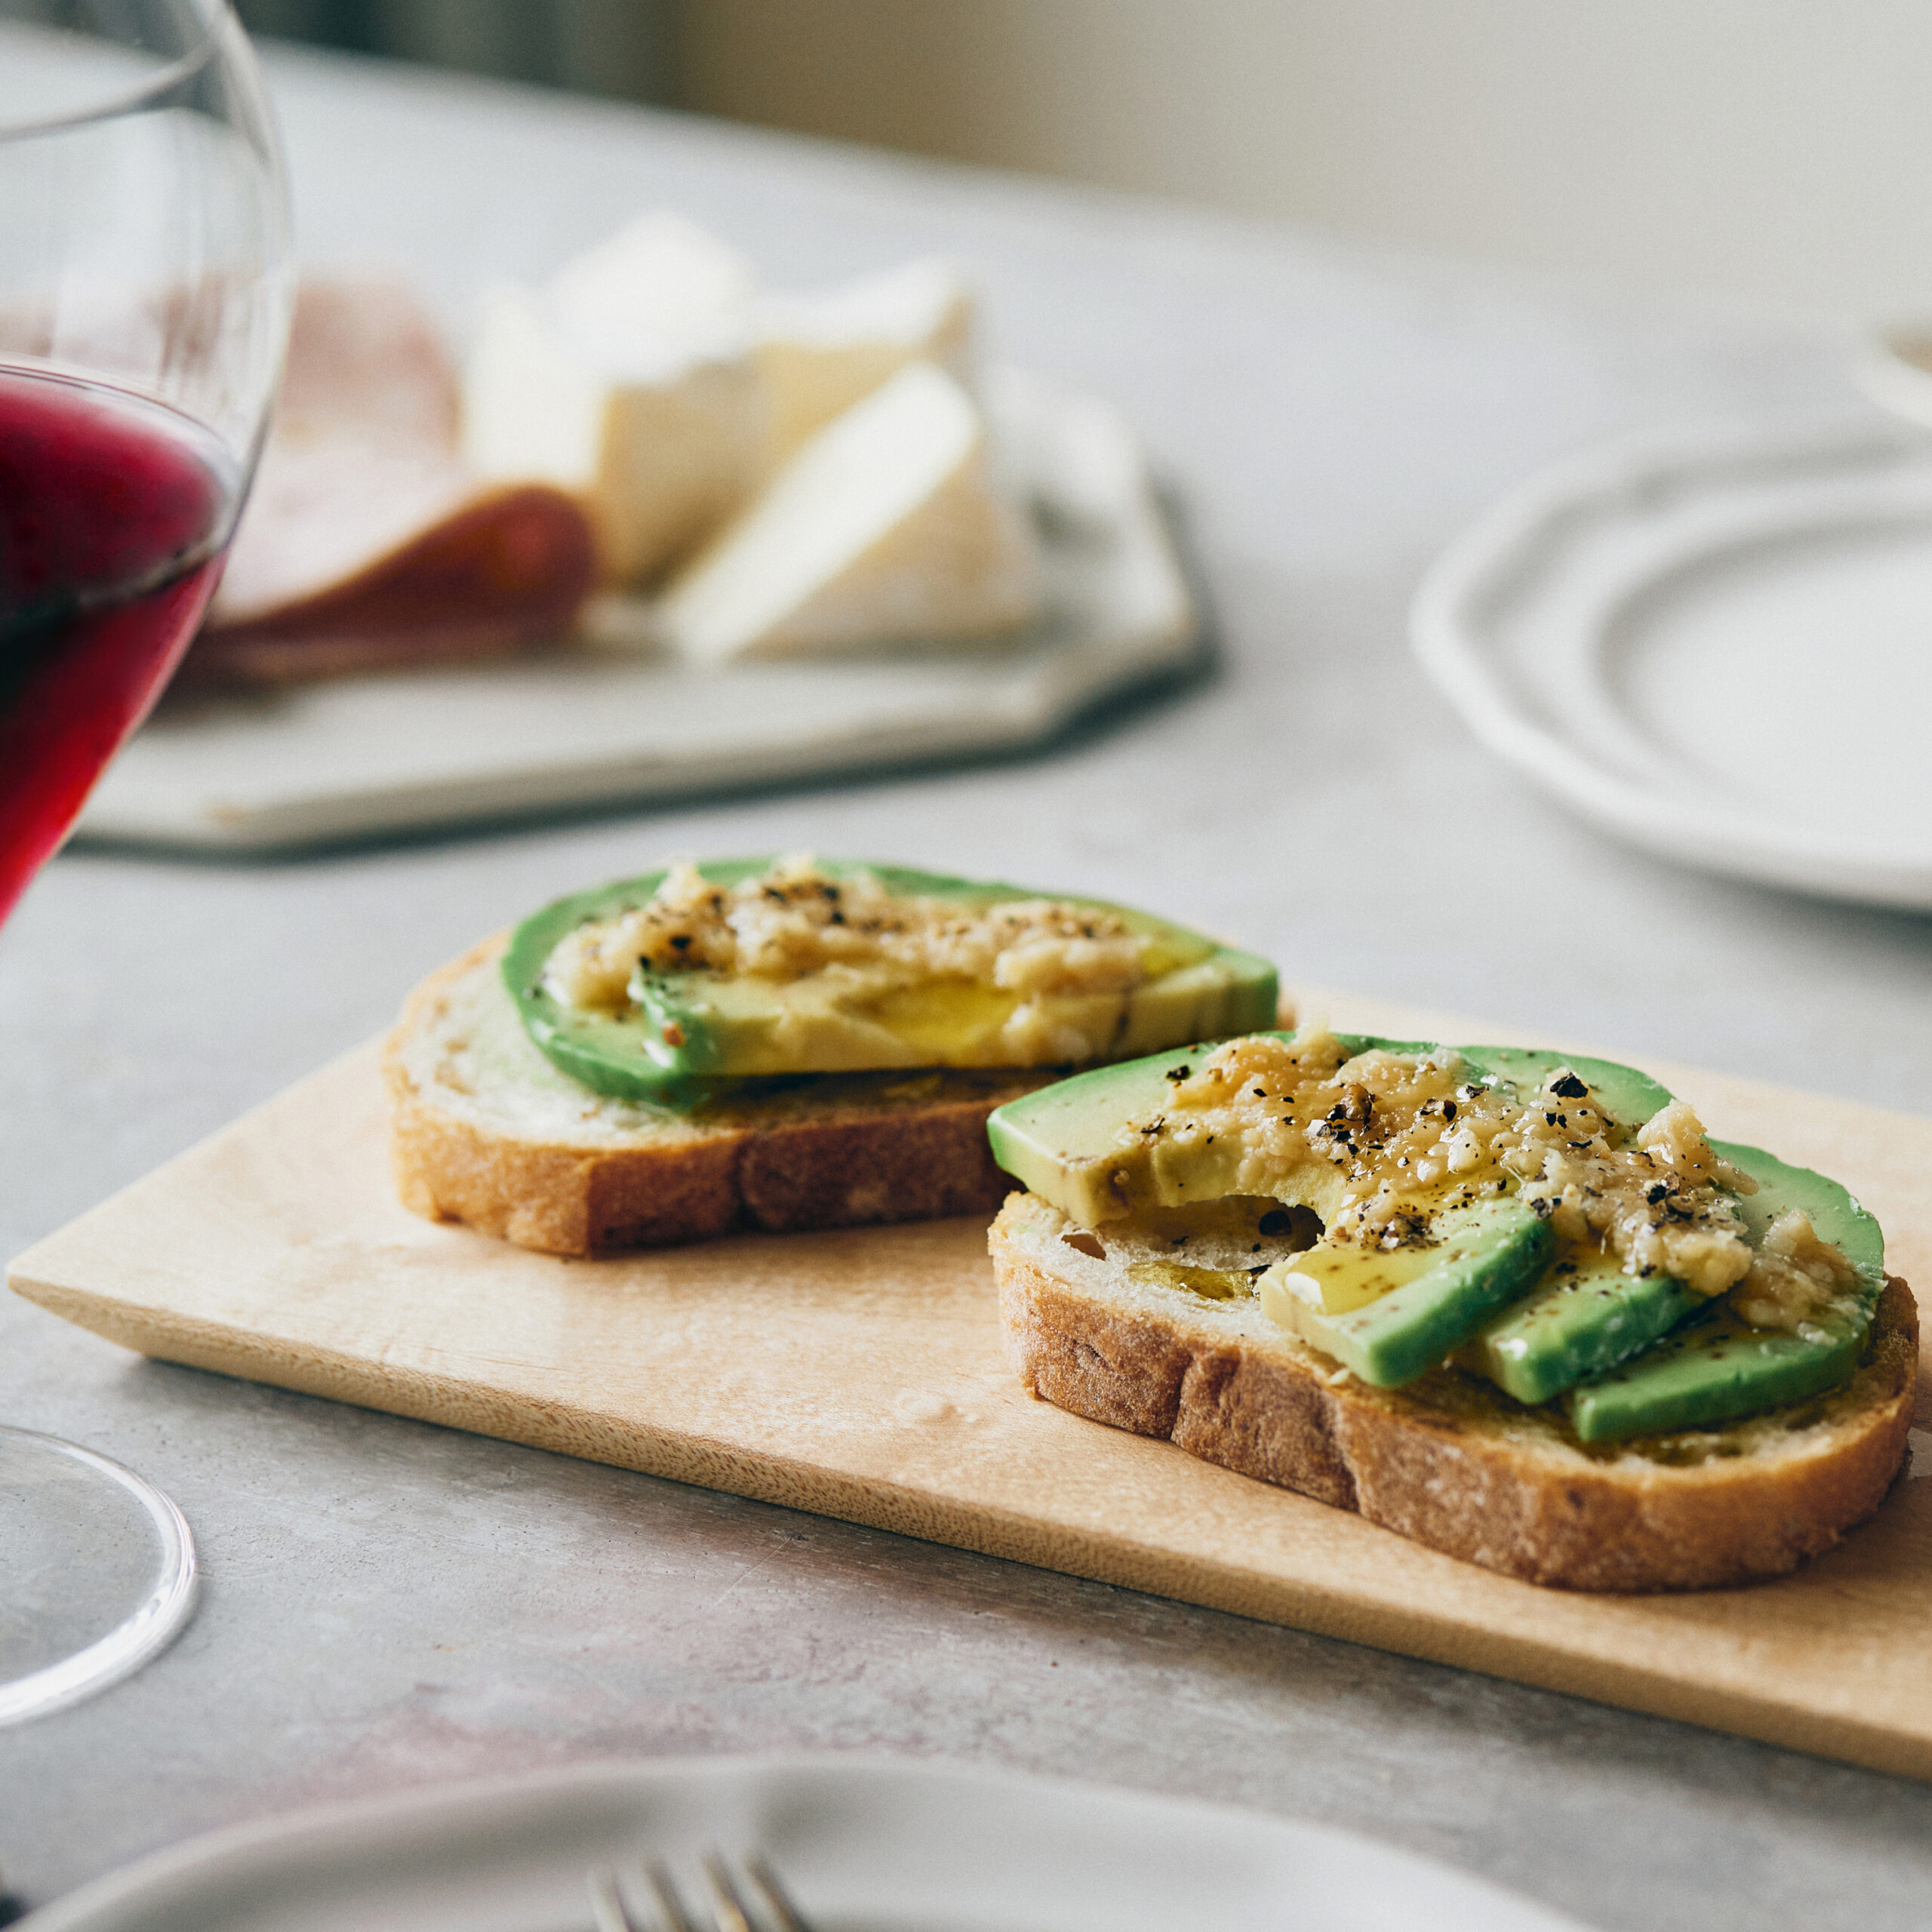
[1564,1140,1886,1442]
[1406,1048,1691,1402]
[983,1032,1667,1230]
[1462,1251,1700,1406]
[987,1029,1400,1226]
[1452,1044,1674,1129]
[1260,1196,1555,1387]
[1438,1051,1689,1404]
[986,1035,1227,1226]
[504,860,1278,1103]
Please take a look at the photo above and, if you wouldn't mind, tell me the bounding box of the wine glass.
[0,0,290,1723]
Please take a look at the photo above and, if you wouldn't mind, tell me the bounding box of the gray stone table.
[5,42,1932,1930]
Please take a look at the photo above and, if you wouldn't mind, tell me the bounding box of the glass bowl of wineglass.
[1,0,290,1723]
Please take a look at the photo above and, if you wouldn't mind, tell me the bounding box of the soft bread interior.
[391,940,721,1148]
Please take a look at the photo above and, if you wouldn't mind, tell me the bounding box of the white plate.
[1410,417,1932,909]
[75,371,1197,854]
[19,1755,1587,1932]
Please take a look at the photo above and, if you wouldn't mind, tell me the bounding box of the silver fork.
[588,1854,815,1932]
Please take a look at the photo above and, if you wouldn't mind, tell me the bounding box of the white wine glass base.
[0,1426,199,1726]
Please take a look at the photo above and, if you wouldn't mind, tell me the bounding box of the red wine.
[0,368,238,925]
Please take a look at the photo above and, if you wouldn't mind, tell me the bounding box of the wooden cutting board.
[11,989,1932,1779]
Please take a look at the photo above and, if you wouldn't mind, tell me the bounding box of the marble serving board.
[75,370,1198,854]
[11,989,1932,1780]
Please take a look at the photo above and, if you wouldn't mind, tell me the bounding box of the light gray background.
[4,45,1930,1929]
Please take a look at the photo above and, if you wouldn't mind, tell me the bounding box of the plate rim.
[1409,412,1932,908]
[18,1749,1589,1932]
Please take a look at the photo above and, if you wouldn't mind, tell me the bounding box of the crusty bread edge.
[384,937,1033,1255]
[991,1197,1918,1592]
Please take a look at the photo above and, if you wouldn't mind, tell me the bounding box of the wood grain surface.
[11,990,1932,1779]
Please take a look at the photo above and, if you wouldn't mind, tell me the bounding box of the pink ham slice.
[189,280,595,682]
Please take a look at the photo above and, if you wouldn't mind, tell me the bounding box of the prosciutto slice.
[189,280,595,682]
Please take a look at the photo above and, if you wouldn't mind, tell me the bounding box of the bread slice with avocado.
[386,937,1051,1252]
[386,857,1278,1255]
[985,1026,1918,1590]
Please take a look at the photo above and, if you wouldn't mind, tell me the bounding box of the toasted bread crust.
[992,1198,1918,1591]
[386,940,1048,1255]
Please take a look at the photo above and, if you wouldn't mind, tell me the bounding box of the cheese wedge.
[460,214,766,586]
[756,258,974,460]
[546,212,758,354]
[657,361,1041,667]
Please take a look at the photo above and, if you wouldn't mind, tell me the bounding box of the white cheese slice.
[657,361,1041,667]
[757,259,974,461]
[546,212,758,365]
[460,214,766,587]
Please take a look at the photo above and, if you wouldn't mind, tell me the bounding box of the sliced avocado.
[1260,1197,1554,1386]
[1431,1051,1686,1403]
[1565,1140,1886,1442]
[1566,1305,1869,1442]
[1453,1045,1673,1131]
[986,1036,1269,1226]
[983,1032,1673,1232]
[503,859,748,1106]
[1718,1137,1885,1288]
[990,1030,1885,1434]
[504,860,1277,1102]
[1462,1249,1700,1406]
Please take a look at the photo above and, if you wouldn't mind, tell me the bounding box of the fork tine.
[645,1858,701,1932]
[586,1866,635,1932]
[743,1854,814,1932]
[593,1850,814,1932]
[700,1854,758,1932]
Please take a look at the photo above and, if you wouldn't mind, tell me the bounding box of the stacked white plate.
[1411,416,1932,910]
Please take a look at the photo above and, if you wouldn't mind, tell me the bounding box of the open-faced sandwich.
[986,1025,1917,1591]
[386,855,1275,1254]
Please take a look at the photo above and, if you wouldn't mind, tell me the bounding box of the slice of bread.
[990,1191,1918,1591]
[386,939,1050,1255]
